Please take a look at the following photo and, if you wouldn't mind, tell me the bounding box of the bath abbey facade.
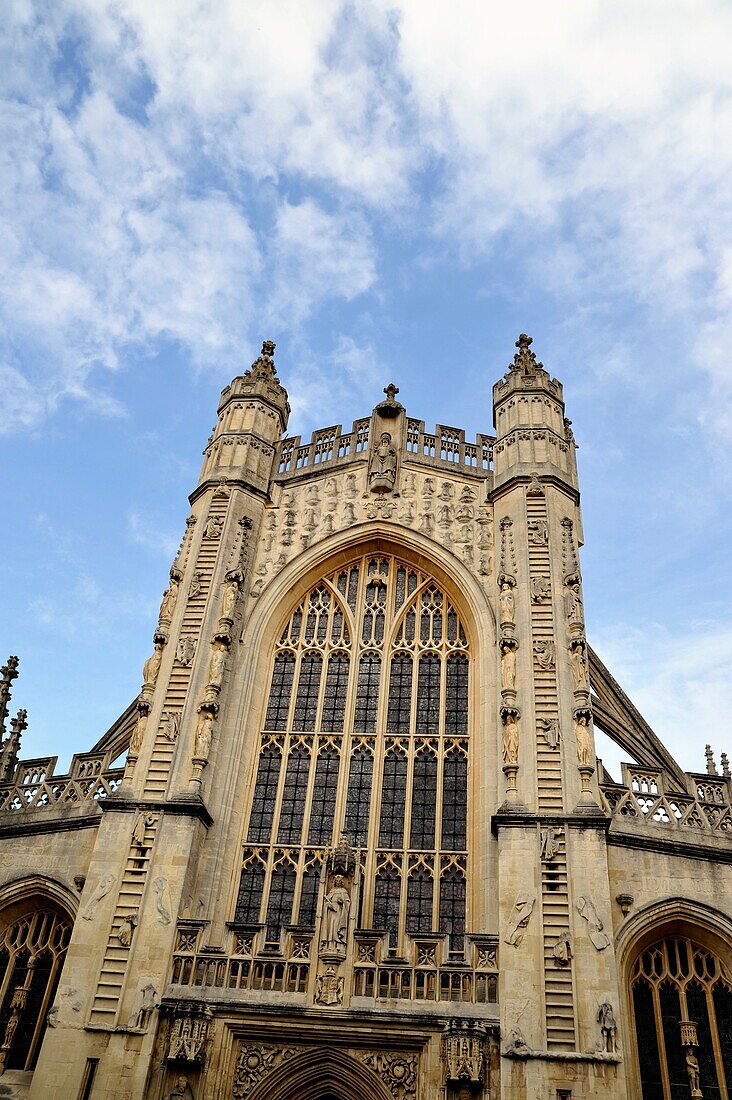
[0,336,730,1100]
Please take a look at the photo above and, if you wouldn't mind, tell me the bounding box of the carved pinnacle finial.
[383,383,399,403]
[0,657,19,739]
[510,333,544,374]
[721,752,730,779]
[247,339,279,383]
[704,744,717,776]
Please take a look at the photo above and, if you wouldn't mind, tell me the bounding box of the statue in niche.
[505,893,535,946]
[533,639,555,670]
[168,1077,194,1100]
[142,643,163,688]
[207,644,226,691]
[576,896,611,950]
[597,1002,618,1053]
[499,581,515,623]
[159,571,181,622]
[570,642,588,689]
[500,639,517,690]
[574,712,592,766]
[368,432,398,493]
[537,716,560,749]
[315,966,343,1006]
[502,714,520,765]
[320,875,351,956]
[194,711,214,761]
[82,873,116,921]
[685,1049,701,1096]
[203,515,223,540]
[564,580,583,623]
[220,578,240,622]
[188,572,202,600]
[553,931,572,967]
[130,709,149,754]
[129,983,158,1030]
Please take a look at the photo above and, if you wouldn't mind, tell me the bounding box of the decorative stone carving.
[438,504,454,527]
[142,643,163,690]
[82,873,116,921]
[685,1049,702,1097]
[342,502,356,525]
[320,875,350,958]
[530,575,550,602]
[498,517,517,585]
[328,832,357,876]
[128,983,158,1031]
[233,1044,300,1099]
[526,472,544,496]
[206,643,227,696]
[552,931,572,967]
[154,877,172,925]
[576,895,611,950]
[188,572,202,600]
[368,432,398,493]
[597,1002,618,1053]
[203,515,224,540]
[540,827,561,861]
[537,716,560,749]
[129,707,149,755]
[158,569,182,628]
[564,579,583,626]
[117,913,137,947]
[502,712,520,766]
[361,1051,418,1100]
[161,711,180,743]
[569,639,588,689]
[533,638,555,670]
[314,965,343,1006]
[176,636,197,667]
[574,711,593,767]
[528,519,548,546]
[499,581,515,625]
[561,516,581,583]
[502,1027,531,1057]
[167,1076,193,1100]
[441,1020,487,1085]
[193,710,214,763]
[419,513,434,535]
[168,1005,211,1064]
[500,636,518,690]
[504,893,535,946]
[131,810,156,845]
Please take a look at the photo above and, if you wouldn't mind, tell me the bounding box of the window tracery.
[236,553,471,952]
[631,933,732,1099]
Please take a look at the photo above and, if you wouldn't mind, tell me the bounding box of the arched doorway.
[630,932,732,1099]
[0,901,71,1073]
[246,1047,395,1100]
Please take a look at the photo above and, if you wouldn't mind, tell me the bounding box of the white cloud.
[127,511,179,559]
[592,620,732,777]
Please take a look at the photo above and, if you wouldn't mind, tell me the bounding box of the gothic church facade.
[0,337,730,1100]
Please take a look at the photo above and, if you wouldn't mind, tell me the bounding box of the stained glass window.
[373,867,401,946]
[265,653,295,730]
[247,746,281,843]
[298,866,320,928]
[406,869,434,935]
[292,654,322,731]
[266,865,296,939]
[321,654,349,732]
[445,654,469,734]
[235,864,265,924]
[410,750,438,849]
[387,653,412,733]
[441,749,467,850]
[439,867,466,950]
[416,654,441,734]
[277,746,310,844]
[354,653,381,732]
[345,748,373,843]
[379,750,407,847]
[308,748,340,845]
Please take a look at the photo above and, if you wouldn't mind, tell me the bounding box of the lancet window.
[236,555,470,954]
[630,933,732,1099]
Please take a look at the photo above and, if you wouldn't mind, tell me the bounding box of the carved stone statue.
[194,711,214,761]
[82,873,116,921]
[142,644,163,688]
[574,712,593,767]
[597,1002,618,1053]
[500,639,517,690]
[168,1076,194,1100]
[540,827,561,861]
[502,714,520,765]
[320,875,351,956]
[570,642,588,689]
[188,572,202,600]
[161,711,180,743]
[553,931,572,967]
[203,515,223,540]
[176,636,197,667]
[530,575,550,602]
[207,644,226,691]
[159,572,181,622]
[220,579,239,621]
[505,893,535,946]
[533,639,555,670]
[154,877,172,925]
[129,983,158,1030]
[576,895,611,950]
[499,581,515,623]
[368,432,398,492]
[685,1048,701,1096]
[564,580,583,623]
[117,913,137,947]
[315,966,343,1006]
[537,716,560,749]
[528,519,548,545]
[129,708,149,754]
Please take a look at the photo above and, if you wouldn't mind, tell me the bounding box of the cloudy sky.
[1,0,731,778]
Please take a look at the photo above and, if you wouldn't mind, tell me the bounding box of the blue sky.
[1,1,731,778]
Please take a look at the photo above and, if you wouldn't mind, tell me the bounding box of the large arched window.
[0,903,71,1073]
[631,933,732,1099]
[236,554,470,952]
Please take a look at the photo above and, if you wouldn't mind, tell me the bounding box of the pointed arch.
[247,1046,394,1100]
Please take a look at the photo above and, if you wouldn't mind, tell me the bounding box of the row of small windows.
[264,651,469,735]
[235,860,466,950]
[248,743,467,851]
